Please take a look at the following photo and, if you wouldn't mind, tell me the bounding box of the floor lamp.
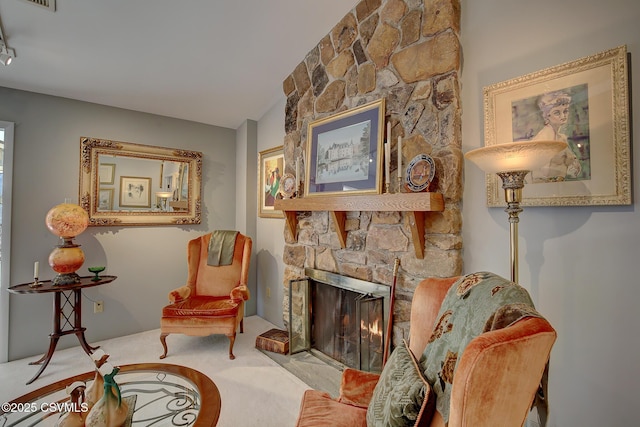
[465,140,566,284]
[156,189,173,211]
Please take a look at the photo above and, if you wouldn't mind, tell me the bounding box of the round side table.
[8,275,117,384]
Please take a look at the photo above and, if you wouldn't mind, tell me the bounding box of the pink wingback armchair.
[160,231,252,360]
[295,274,556,427]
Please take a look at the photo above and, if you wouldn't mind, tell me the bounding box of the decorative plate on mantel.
[280,173,296,198]
[405,154,435,192]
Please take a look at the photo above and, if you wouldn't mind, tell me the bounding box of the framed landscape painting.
[483,45,631,206]
[305,99,385,197]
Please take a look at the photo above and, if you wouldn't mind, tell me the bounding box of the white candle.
[98,362,116,377]
[397,136,402,178]
[385,142,390,185]
[34,261,39,278]
[91,348,106,361]
[295,157,300,188]
[387,122,391,145]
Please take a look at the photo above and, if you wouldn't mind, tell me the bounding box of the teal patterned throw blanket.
[207,230,238,266]
[420,271,543,423]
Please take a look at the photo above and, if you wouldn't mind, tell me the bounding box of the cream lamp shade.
[465,140,567,173]
[156,190,173,211]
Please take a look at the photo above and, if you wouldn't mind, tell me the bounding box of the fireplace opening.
[289,268,390,373]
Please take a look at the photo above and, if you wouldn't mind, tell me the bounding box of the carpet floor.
[0,316,316,427]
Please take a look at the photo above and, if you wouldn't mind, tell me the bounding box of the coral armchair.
[295,273,556,427]
[160,231,252,360]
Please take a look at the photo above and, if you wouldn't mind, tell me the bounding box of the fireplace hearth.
[289,268,390,373]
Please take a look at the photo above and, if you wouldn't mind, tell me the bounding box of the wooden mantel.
[274,192,444,259]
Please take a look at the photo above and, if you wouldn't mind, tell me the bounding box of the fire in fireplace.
[289,268,391,373]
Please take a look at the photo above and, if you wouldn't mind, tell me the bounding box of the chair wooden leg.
[228,333,236,360]
[159,333,169,359]
[240,318,244,333]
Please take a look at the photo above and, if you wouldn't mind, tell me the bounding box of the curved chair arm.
[168,285,192,303]
[337,368,380,408]
[230,284,250,301]
[446,317,556,427]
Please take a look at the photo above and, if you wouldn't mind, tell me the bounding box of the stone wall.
[281,0,464,343]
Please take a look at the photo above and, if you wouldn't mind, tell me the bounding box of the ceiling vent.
[19,0,56,12]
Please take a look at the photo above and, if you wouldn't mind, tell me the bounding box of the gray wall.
[235,119,258,316]
[255,97,287,327]
[253,1,640,425]
[0,87,241,360]
[460,0,639,426]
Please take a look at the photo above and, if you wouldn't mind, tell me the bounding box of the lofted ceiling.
[0,0,357,129]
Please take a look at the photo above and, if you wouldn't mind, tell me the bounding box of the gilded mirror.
[79,136,202,226]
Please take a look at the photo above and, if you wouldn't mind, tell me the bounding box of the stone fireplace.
[281,0,464,346]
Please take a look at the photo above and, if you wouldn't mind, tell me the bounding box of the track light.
[0,50,13,66]
[0,12,15,66]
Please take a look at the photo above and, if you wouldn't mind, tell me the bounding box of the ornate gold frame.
[79,136,202,226]
[483,45,631,206]
[258,145,284,218]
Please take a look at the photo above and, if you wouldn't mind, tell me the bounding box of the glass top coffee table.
[0,363,221,426]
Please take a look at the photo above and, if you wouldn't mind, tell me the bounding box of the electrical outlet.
[266,287,271,298]
[94,301,104,313]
